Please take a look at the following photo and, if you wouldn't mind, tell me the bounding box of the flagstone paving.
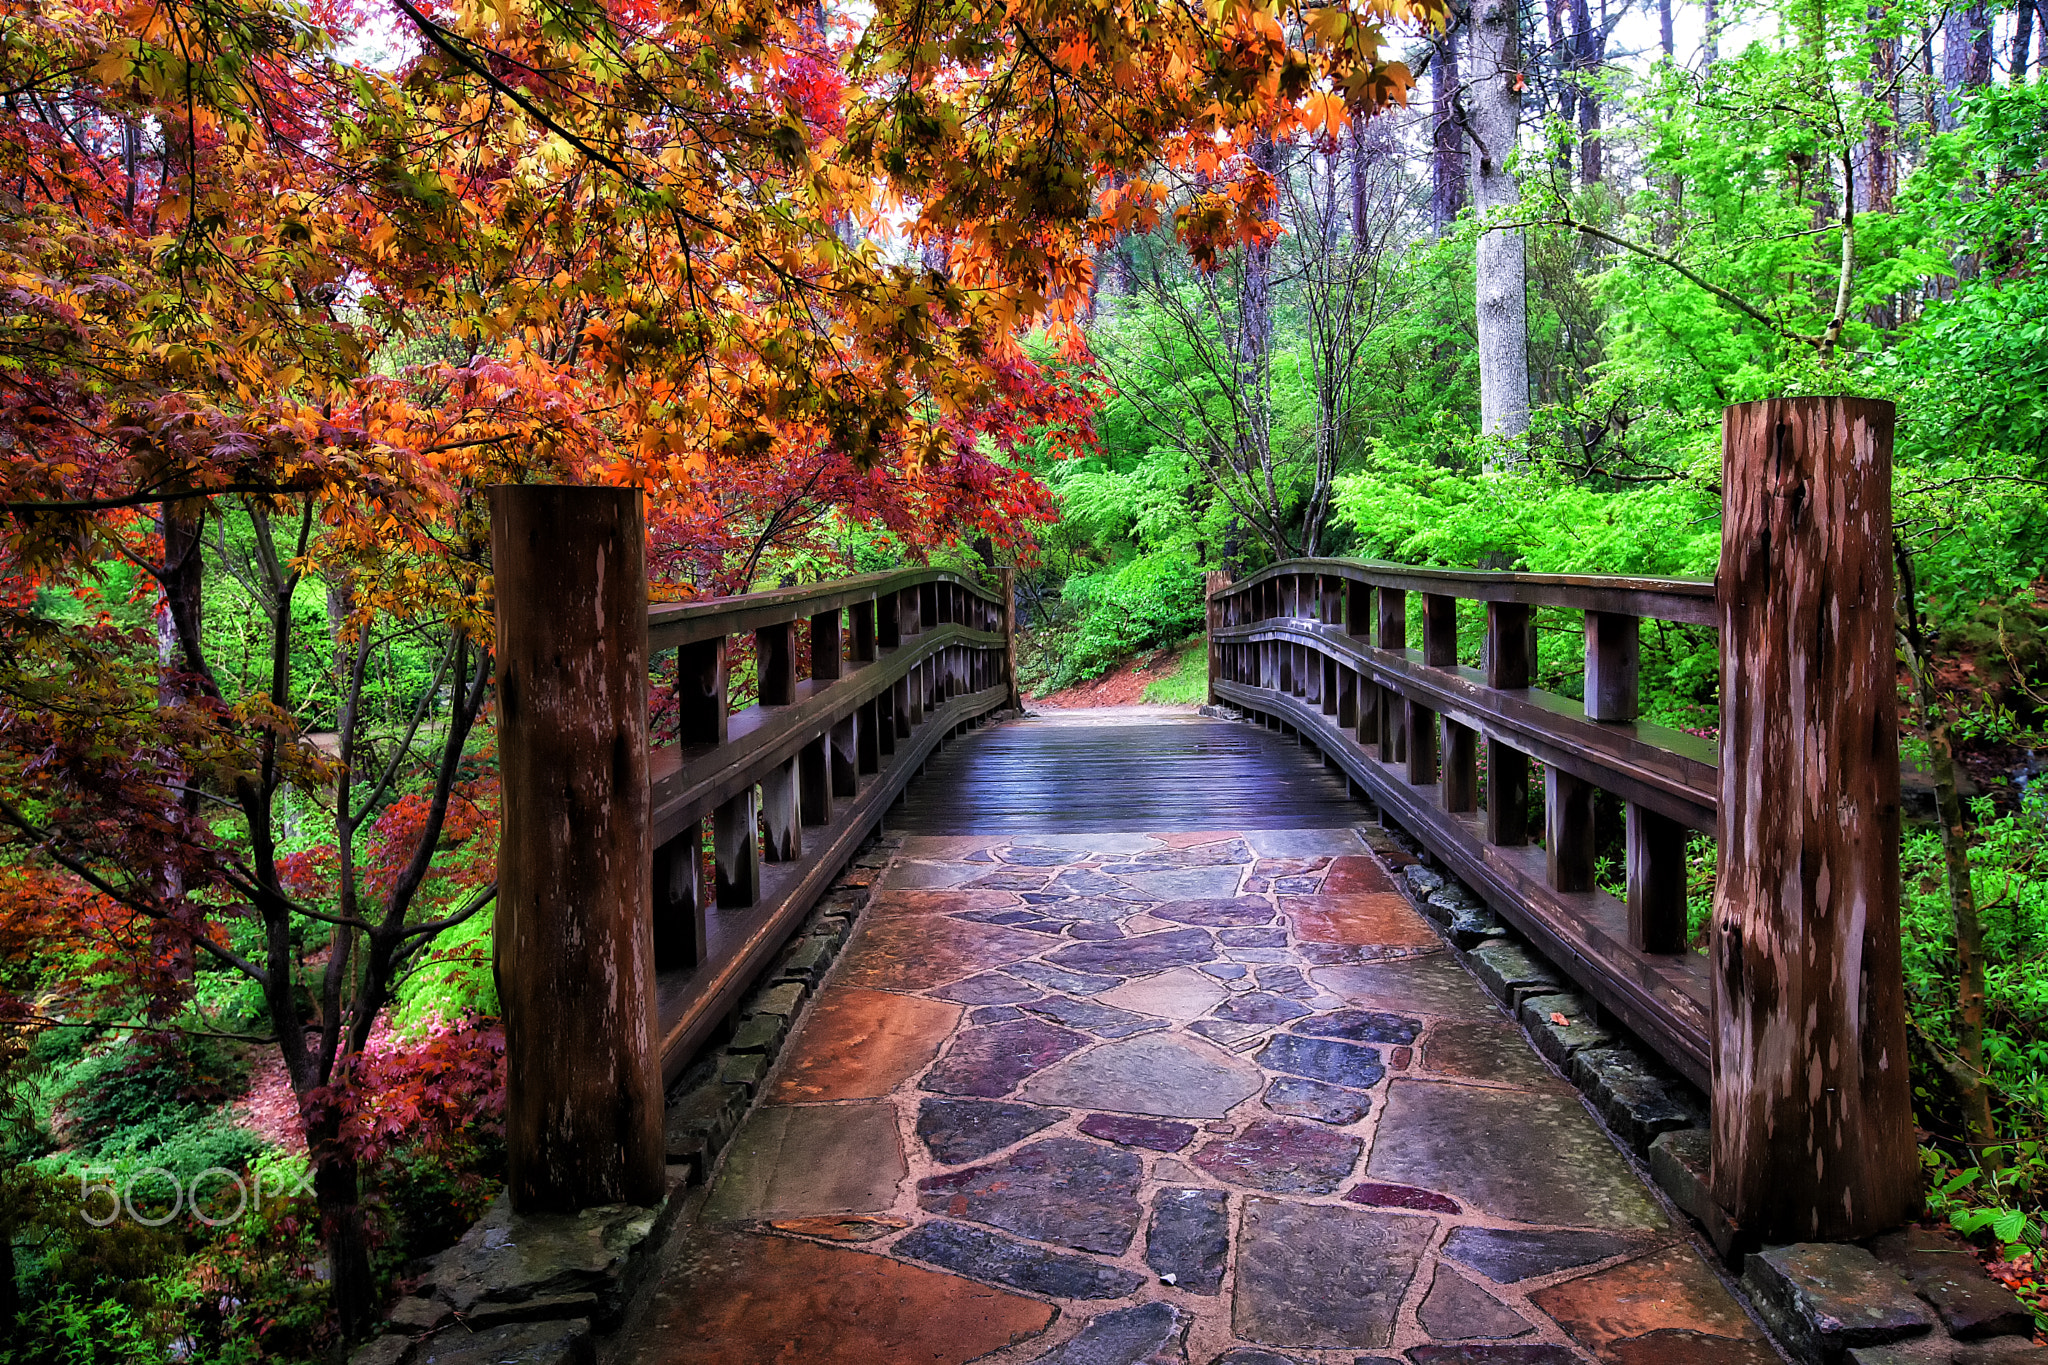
[618,827,1779,1365]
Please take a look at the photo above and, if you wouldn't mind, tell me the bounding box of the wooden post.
[762,757,801,860]
[830,714,859,797]
[1376,589,1407,761]
[1626,803,1687,952]
[1337,667,1358,730]
[1000,568,1024,710]
[1205,570,1231,707]
[1484,603,1532,846]
[852,598,877,662]
[488,484,663,1211]
[1584,611,1639,722]
[1712,395,1916,1240]
[811,608,843,681]
[676,637,727,746]
[1441,720,1477,813]
[757,621,796,705]
[878,590,902,649]
[714,788,759,905]
[799,736,832,826]
[1423,594,1458,667]
[1544,765,1595,892]
[857,698,881,771]
[652,821,706,970]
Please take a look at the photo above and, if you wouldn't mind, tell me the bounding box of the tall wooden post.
[1712,397,1916,1241]
[1205,570,1231,707]
[489,485,664,1212]
[999,567,1023,711]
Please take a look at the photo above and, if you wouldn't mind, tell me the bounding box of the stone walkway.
[615,827,1783,1365]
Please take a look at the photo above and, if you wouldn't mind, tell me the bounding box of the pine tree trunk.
[1658,0,1673,57]
[2015,0,2035,80]
[1469,0,1530,442]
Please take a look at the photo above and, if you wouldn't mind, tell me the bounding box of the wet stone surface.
[634,819,1781,1365]
[915,1098,1064,1164]
[1263,1075,1371,1125]
[1079,1113,1197,1151]
[921,1019,1089,1098]
[1211,992,1313,1025]
[1256,1033,1386,1089]
[917,1136,1143,1254]
[1193,1118,1363,1194]
[895,1219,1146,1299]
[1293,1008,1422,1045]
[1146,1187,1231,1294]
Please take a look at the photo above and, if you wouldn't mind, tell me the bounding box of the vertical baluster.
[677,637,727,745]
[1544,766,1595,892]
[1584,611,1640,722]
[762,757,801,860]
[1345,579,1369,635]
[1627,803,1687,952]
[714,787,759,906]
[878,589,901,649]
[1376,587,1406,761]
[1337,666,1358,730]
[799,735,832,826]
[857,696,882,770]
[1321,656,1339,716]
[919,581,938,630]
[852,597,877,662]
[651,820,706,969]
[1405,686,1438,785]
[811,607,843,682]
[1484,602,1532,846]
[756,621,796,706]
[1440,719,1477,812]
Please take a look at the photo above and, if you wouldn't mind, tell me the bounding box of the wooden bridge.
[482,398,1919,1359]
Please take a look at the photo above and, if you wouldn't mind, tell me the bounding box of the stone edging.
[1371,821,2045,1365]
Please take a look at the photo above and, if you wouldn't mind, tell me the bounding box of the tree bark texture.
[490,485,666,1212]
[1469,0,1531,440]
[2015,0,2035,80]
[1431,22,1469,236]
[1711,397,1918,1241]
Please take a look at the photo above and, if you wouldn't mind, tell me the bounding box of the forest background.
[1,0,2046,1356]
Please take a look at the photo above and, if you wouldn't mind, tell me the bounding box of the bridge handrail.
[1207,555,1719,1087]
[1220,556,1717,627]
[640,565,1016,1082]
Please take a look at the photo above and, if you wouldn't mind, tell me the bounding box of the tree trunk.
[1658,0,1673,57]
[1897,554,1999,1170]
[1964,2,1993,87]
[1236,134,1279,527]
[2016,0,2035,80]
[1866,15,1896,214]
[1,1226,17,1338]
[1570,0,1601,186]
[1431,24,1469,235]
[1546,0,1573,170]
[1704,0,1720,68]
[309,1130,376,1339]
[1468,0,1530,442]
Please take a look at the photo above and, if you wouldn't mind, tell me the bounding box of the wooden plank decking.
[895,706,1361,833]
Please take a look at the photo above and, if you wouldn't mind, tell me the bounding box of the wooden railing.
[1208,397,1922,1244]
[488,485,1016,1210]
[1207,560,1717,1086]
[644,567,1015,1079]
